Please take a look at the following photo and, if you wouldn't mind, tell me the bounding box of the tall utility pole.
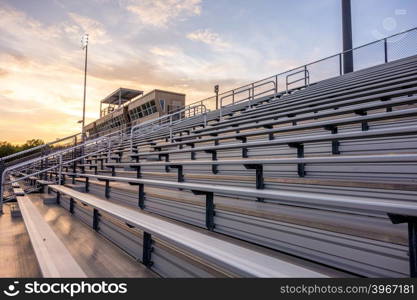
[81,33,89,139]
[341,0,353,73]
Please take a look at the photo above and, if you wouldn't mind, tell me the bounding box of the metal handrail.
[0,131,122,212]
[0,132,82,164]
[2,134,114,176]
[286,68,310,93]
[185,26,417,113]
[130,104,207,151]
[219,80,277,119]
[7,147,107,186]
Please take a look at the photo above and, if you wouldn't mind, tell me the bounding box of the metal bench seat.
[130,125,417,163]
[59,172,417,277]
[127,81,417,148]
[47,184,329,278]
[66,176,410,277]
[198,82,417,133]
[8,177,86,278]
[156,104,417,150]
[172,96,417,142]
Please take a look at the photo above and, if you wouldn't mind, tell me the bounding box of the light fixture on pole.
[81,33,89,139]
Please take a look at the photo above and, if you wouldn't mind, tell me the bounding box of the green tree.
[0,141,17,158]
[20,139,45,151]
[0,139,45,159]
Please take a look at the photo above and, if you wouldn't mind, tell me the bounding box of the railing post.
[130,127,135,153]
[169,116,173,142]
[0,160,5,214]
[304,65,307,86]
[275,75,278,95]
[107,139,111,162]
[214,85,219,110]
[286,74,289,93]
[384,38,388,63]
[219,99,223,120]
[251,83,255,105]
[58,154,63,185]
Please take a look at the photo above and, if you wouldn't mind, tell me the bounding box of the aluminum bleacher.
[1,28,417,278]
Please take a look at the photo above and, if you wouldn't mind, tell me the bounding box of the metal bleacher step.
[9,177,86,277]
[3,52,417,278]
[17,195,86,278]
[58,172,414,277]
[47,184,335,278]
[69,178,408,244]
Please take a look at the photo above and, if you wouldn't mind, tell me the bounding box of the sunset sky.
[0,0,416,143]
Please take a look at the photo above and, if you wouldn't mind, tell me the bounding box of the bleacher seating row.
[3,54,417,277]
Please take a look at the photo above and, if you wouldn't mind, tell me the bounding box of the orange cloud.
[0,2,289,144]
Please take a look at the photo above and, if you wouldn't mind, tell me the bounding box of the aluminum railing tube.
[0,132,119,213]
[219,80,277,119]
[130,104,208,152]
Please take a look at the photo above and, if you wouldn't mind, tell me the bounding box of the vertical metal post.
[105,180,110,198]
[138,183,145,209]
[304,65,308,86]
[203,113,207,127]
[93,208,99,231]
[142,232,154,267]
[107,139,111,161]
[214,85,219,110]
[205,192,215,231]
[339,53,343,75]
[219,103,223,120]
[341,0,353,74]
[169,116,173,142]
[0,160,5,214]
[81,34,88,141]
[275,75,278,95]
[40,159,44,180]
[384,38,388,63]
[58,154,63,185]
[251,83,255,105]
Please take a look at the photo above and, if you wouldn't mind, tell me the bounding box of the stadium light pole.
[81,33,89,140]
[341,0,354,73]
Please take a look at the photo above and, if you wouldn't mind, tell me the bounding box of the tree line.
[0,139,45,158]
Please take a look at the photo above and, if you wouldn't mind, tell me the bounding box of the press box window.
[159,99,165,112]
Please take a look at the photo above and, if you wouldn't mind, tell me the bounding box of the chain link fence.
[188,27,417,113]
